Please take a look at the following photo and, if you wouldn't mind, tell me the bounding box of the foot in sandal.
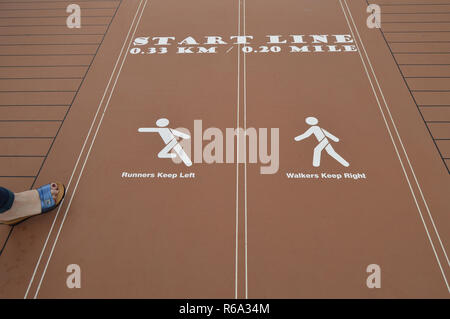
[0,182,65,226]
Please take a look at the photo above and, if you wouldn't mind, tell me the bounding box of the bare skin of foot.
[0,183,59,223]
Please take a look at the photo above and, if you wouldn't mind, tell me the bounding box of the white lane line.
[31,0,149,299]
[243,0,248,300]
[235,0,241,300]
[23,0,145,299]
[344,0,449,269]
[339,0,449,292]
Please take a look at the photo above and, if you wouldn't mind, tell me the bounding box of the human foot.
[0,183,60,224]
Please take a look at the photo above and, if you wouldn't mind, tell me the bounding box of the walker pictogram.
[138,118,193,167]
[294,117,350,167]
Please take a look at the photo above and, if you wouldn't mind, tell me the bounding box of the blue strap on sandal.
[37,184,56,214]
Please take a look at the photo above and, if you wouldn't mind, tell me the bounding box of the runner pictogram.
[138,118,193,167]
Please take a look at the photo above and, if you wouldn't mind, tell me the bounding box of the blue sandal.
[1,182,65,226]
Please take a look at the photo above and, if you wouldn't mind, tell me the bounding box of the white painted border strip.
[339,0,449,292]
[24,0,148,299]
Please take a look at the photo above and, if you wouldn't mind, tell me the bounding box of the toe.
[51,189,59,200]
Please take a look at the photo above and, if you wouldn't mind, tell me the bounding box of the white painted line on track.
[24,0,144,299]
[344,0,449,269]
[234,0,241,300]
[25,0,149,299]
[339,0,449,293]
[243,0,248,300]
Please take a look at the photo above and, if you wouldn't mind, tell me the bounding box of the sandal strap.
[37,184,55,213]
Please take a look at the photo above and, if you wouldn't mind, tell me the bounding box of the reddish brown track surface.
[0,0,449,298]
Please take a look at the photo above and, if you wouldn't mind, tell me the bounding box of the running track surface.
[0,0,449,298]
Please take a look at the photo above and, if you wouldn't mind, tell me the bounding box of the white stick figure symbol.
[138,118,193,167]
[294,117,349,167]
